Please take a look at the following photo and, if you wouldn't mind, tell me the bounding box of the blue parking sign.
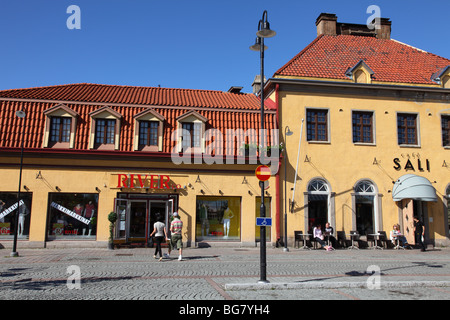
[256,217,272,227]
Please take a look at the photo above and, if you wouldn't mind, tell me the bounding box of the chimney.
[375,18,391,39]
[252,75,266,95]
[316,13,337,36]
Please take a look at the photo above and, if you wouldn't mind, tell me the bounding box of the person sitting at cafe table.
[390,224,410,248]
[324,222,337,248]
[313,224,331,250]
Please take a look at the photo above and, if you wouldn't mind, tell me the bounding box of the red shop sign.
[116,174,181,190]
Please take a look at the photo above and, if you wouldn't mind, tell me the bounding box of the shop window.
[306,109,329,142]
[133,108,165,152]
[195,196,240,241]
[397,113,419,146]
[352,111,374,144]
[0,192,32,239]
[43,104,78,149]
[47,193,98,239]
[442,115,450,147]
[89,106,122,150]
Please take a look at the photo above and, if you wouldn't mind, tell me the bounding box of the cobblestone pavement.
[1,246,450,303]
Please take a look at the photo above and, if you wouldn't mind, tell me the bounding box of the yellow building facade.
[0,84,279,249]
[269,13,450,247]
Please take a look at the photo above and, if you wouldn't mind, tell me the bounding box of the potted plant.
[239,143,258,157]
[262,143,284,157]
[108,211,117,250]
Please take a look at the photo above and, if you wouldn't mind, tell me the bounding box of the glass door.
[129,200,147,240]
[115,199,128,241]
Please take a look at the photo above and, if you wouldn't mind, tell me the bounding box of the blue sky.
[0,0,449,93]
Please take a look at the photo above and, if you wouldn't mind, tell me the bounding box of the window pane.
[47,193,98,239]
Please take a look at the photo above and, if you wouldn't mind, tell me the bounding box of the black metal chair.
[308,229,318,249]
[366,232,376,248]
[337,231,348,248]
[294,231,302,249]
[378,231,390,249]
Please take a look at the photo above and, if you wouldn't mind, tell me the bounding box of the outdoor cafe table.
[348,233,359,250]
[369,233,383,250]
[300,233,312,250]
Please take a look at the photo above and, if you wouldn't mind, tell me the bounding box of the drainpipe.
[275,84,281,244]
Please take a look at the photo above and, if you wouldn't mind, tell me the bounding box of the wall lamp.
[55,186,61,192]
[95,187,101,193]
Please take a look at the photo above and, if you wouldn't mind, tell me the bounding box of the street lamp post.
[250,10,276,284]
[11,109,26,257]
[283,127,293,252]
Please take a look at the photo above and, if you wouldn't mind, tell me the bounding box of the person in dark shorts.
[167,212,183,261]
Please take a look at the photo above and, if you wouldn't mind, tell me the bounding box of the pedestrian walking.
[167,211,183,261]
[413,217,426,251]
[149,214,167,261]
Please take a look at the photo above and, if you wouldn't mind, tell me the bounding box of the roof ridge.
[0,82,258,98]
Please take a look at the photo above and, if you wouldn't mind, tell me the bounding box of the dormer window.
[43,104,78,149]
[50,117,71,143]
[89,106,122,150]
[133,108,165,152]
[176,110,208,153]
[431,65,450,89]
[345,60,374,84]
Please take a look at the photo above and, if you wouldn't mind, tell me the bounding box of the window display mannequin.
[199,204,209,237]
[73,203,84,235]
[222,206,234,238]
[0,200,5,223]
[83,201,95,236]
[18,202,29,237]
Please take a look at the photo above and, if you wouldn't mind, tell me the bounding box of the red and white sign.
[255,165,271,181]
[116,174,181,190]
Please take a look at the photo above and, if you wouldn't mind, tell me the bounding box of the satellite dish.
[15,110,26,118]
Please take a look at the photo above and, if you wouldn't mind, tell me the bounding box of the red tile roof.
[0,83,266,110]
[274,35,450,85]
[0,84,277,155]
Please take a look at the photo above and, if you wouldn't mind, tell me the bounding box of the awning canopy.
[392,174,437,202]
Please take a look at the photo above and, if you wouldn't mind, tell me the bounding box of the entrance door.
[129,201,147,240]
[356,195,375,235]
[402,199,415,244]
[307,195,328,233]
[114,198,173,244]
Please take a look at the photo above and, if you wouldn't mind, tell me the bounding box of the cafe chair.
[294,231,302,249]
[337,231,348,248]
[366,232,376,248]
[308,230,318,249]
[378,231,390,249]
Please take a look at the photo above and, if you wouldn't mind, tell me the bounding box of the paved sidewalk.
[1,246,450,301]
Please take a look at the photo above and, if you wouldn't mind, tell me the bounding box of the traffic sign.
[255,165,271,181]
[256,217,272,227]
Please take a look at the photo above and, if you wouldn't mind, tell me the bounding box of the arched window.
[308,179,329,193]
[354,180,378,235]
[307,179,331,232]
[355,180,376,193]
